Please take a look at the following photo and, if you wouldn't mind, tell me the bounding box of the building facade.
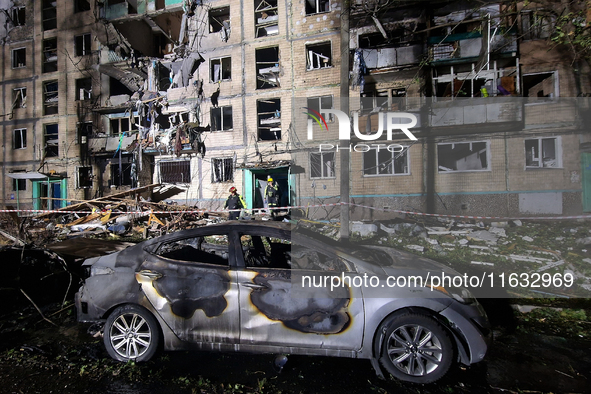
[1,0,590,218]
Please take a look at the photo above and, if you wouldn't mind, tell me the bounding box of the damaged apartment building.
[1,0,591,217]
[297,0,591,218]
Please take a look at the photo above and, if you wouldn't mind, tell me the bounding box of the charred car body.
[75,221,490,383]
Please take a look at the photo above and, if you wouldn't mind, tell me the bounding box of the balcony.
[88,134,136,154]
[429,97,522,130]
[360,44,423,69]
[428,32,517,64]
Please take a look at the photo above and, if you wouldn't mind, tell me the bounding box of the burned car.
[75,221,489,383]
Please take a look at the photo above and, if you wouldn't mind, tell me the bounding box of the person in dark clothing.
[224,186,246,220]
[264,177,280,218]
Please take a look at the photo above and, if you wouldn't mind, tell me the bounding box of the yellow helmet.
[267,177,273,182]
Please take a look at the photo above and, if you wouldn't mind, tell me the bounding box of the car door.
[137,230,241,344]
[236,229,365,351]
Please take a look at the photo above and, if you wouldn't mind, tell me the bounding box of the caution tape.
[2,202,591,221]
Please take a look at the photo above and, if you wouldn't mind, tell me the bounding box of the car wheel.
[104,304,160,362]
[378,313,453,384]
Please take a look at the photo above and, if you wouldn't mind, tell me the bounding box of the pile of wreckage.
[38,184,220,239]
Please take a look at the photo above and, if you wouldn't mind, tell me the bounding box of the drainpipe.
[340,0,350,241]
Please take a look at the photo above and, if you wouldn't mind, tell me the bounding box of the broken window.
[211,158,234,183]
[77,122,92,144]
[257,98,281,140]
[359,33,388,49]
[255,0,279,37]
[525,137,560,168]
[306,0,329,15]
[42,0,57,31]
[44,123,59,157]
[211,106,233,131]
[75,34,91,56]
[306,42,331,70]
[156,234,230,266]
[74,0,91,13]
[11,6,25,26]
[358,89,404,134]
[43,81,59,116]
[13,128,26,150]
[363,147,409,176]
[310,152,335,179]
[110,116,139,135]
[241,234,291,269]
[210,57,231,82]
[307,95,333,121]
[43,38,58,73]
[12,87,26,109]
[361,88,389,114]
[523,72,557,101]
[209,6,230,40]
[256,46,280,89]
[160,160,191,184]
[75,78,92,101]
[12,48,26,68]
[77,166,93,189]
[437,141,489,172]
[110,163,132,186]
[521,10,555,40]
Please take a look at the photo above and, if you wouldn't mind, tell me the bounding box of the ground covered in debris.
[0,299,589,394]
[1,218,591,393]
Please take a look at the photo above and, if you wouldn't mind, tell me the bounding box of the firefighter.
[264,177,280,218]
[224,186,246,220]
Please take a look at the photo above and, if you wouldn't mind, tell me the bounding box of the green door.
[582,153,591,212]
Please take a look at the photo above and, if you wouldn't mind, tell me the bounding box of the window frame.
[211,157,234,183]
[305,0,330,15]
[363,146,410,177]
[75,77,92,101]
[110,162,133,187]
[255,0,279,38]
[11,6,26,26]
[44,123,59,157]
[77,166,93,189]
[209,6,230,33]
[306,95,334,122]
[11,173,27,192]
[210,56,232,82]
[159,160,191,184]
[257,98,281,140]
[74,33,92,57]
[13,128,27,150]
[12,47,26,69]
[310,151,336,179]
[43,38,58,73]
[42,0,57,31]
[437,140,490,173]
[255,46,280,89]
[305,41,332,70]
[12,87,26,109]
[521,10,556,41]
[522,71,559,103]
[43,80,59,116]
[210,106,233,131]
[524,136,562,169]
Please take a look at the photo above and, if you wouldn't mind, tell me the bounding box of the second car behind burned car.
[75,221,490,383]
